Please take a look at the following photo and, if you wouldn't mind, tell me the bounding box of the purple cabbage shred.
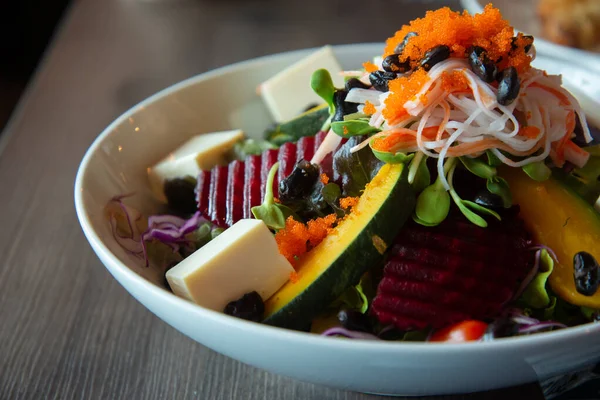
[108,195,206,267]
[321,327,380,340]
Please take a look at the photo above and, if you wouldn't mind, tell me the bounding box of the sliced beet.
[277,142,297,184]
[371,213,534,331]
[226,160,245,226]
[296,136,315,166]
[196,170,212,217]
[208,165,229,227]
[243,155,262,219]
[194,133,335,228]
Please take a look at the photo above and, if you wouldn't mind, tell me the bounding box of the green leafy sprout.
[251,162,298,230]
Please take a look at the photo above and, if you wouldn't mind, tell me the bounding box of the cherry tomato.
[429,320,488,343]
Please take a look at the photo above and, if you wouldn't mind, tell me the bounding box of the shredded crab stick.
[311,5,592,189]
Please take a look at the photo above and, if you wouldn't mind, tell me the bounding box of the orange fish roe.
[383,5,531,74]
[275,215,337,266]
[320,173,330,184]
[363,61,379,73]
[363,100,376,115]
[343,126,349,135]
[371,133,414,152]
[440,70,470,93]
[307,214,337,247]
[519,126,541,139]
[339,196,359,210]
[382,69,430,121]
[275,217,309,265]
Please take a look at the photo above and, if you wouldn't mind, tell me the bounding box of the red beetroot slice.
[196,132,337,227]
[277,142,297,185]
[208,165,229,227]
[296,136,315,166]
[196,170,212,217]
[226,160,245,227]
[243,155,261,219]
[371,213,534,331]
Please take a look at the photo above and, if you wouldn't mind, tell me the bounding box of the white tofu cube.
[259,45,344,122]
[166,219,294,312]
[148,129,244,202]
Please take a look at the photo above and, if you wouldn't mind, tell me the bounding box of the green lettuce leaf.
[332,272,376,314]
[332,136,383,197]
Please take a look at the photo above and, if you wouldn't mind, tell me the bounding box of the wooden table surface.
[0,0,548,398]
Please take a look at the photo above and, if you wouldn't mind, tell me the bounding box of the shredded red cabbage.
[321,327,380,340]
[518,321,567,334]
[108,195,206,267]
[142,211,206,253]
[109,214,144,254]
[508,309,567,334]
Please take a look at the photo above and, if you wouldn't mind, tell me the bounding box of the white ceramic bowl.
[75,44,600,396]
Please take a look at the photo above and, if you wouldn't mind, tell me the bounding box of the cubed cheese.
[259,45,344,122]
[166,219,294,312]
[148,129,244,202]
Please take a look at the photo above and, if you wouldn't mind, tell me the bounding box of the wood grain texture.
[0,0,545,398]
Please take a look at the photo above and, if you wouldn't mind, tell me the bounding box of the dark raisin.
[331,89,358,122]
[224,291,265,322]
[164,177,198,215]
[369,70,397,92]
[345,78,371,91]
[497,67,520,106]
[382,54,411,73]
[394,31,418,54]
[467,46,497,83]
[523,35,534,52]
[337,309,372,333]
[574,251,600,296]
[278,159,320,202]
[474,190,504,210]
[332,90,347,122]
[420,45,451,71]
[511,35,534,53]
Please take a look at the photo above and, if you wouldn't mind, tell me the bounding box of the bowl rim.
[75,43,600,354]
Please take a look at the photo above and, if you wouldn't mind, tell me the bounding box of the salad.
[107,5,600,343]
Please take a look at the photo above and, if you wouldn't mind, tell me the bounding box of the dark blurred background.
[0,1,71,132]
